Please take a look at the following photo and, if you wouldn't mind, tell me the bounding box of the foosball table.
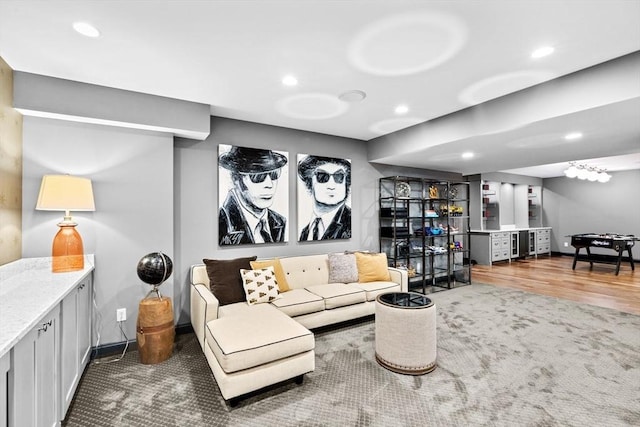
[570,233,637,275]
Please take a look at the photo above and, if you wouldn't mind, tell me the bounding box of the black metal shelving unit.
[379,177,471,293]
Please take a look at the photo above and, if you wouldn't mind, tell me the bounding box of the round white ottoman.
[375,292,437,375]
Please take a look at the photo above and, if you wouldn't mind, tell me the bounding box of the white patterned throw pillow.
[240,266,281,305]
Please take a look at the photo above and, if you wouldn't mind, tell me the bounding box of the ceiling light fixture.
[564,132,583,140]
[531,46,554,59]
[394,104,409,115]
[73,22,100,38]
[461,152,474,159]
[338,90,367,103]
[281,75,298,87]
[563,162,610,183]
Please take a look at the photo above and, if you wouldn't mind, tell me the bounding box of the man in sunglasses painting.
[297,155,351,241]
[219,145,288,245]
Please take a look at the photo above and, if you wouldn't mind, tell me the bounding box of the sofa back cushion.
[279,254,329,289]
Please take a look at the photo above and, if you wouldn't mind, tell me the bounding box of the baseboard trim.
[91,322,194,359]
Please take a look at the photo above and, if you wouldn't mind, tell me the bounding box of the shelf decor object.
[36,175,95,273]
[395,181,411,198]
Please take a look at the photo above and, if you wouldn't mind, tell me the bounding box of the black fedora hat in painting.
[219,146,287,173]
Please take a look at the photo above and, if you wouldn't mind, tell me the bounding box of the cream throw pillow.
[240,266,281,305]
[355,252,391,283]
[250,258,290,292]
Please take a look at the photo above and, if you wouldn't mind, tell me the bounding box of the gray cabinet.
[535,228,551,255]
[0,256,94,427]
[10,305,60,427]
[470,227,552,265]
[491,231,510,262]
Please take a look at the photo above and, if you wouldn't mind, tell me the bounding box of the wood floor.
[470,254,640,315]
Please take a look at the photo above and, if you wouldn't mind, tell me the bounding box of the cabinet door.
[78,278,92,368]
[60,286,79,416]
[0,352,9,427]
[511,232,519,257]
[60,277,93,419]
[10,305,59,427]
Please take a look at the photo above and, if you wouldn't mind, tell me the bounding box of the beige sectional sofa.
[190,253,407,404]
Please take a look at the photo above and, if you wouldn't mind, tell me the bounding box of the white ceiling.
[1,0,639,178]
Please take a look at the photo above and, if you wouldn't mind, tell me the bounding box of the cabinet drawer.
[537,244,550,254]
[500,238,510,249]
[492,250,510,261]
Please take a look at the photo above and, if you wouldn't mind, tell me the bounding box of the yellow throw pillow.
[250,258,290,292]
[355,252,391,283]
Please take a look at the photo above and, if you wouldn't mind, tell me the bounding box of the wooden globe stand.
[137,282,175,365]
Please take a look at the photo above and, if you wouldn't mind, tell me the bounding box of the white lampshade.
[587,168,599,181]
[597,172,611,183]
[36,175,95,212]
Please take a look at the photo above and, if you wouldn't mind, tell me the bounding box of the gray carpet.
[63,283,640,426]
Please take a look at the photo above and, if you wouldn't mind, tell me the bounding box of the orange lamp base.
[52,224,84,273]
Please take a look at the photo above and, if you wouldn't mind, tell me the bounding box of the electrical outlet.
[563,242,569,247]
[116,308,127,322]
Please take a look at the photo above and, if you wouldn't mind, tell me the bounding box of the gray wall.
[18,105,640,347]
[542,169,640,256]
[19,112,458,346]
[22,116,174,346]
[173,116,460,324]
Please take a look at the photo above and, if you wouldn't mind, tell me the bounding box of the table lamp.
[36,174,95,272]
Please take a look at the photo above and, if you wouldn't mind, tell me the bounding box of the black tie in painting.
[259,219,272,243]
[312,218,321,240]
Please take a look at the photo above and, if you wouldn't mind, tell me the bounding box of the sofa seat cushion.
[305,283,367,309]
[352,281,402,302]
[205,304,314,374]
[270,288,325,317]
[217,301,253,318]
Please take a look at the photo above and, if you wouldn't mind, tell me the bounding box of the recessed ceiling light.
[394,104,409,115]
[531,46,554,59]
[461,151,474,159]
[73,22,100,38]
[564,132,583,140]
[282,75,298,86]
[338,90,367,103]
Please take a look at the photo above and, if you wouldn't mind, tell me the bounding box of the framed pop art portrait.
[218,144,289,245]
[297,154,352,241]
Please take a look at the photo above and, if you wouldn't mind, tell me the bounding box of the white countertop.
[470,227,551,233]
[0,255,95,359]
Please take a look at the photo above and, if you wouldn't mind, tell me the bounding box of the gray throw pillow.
[328,253,359,283]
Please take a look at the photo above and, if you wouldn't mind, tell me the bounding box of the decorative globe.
[137,252,173,286]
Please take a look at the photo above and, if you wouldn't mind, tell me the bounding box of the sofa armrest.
[387,267,408,292]
[190,283,220,350]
